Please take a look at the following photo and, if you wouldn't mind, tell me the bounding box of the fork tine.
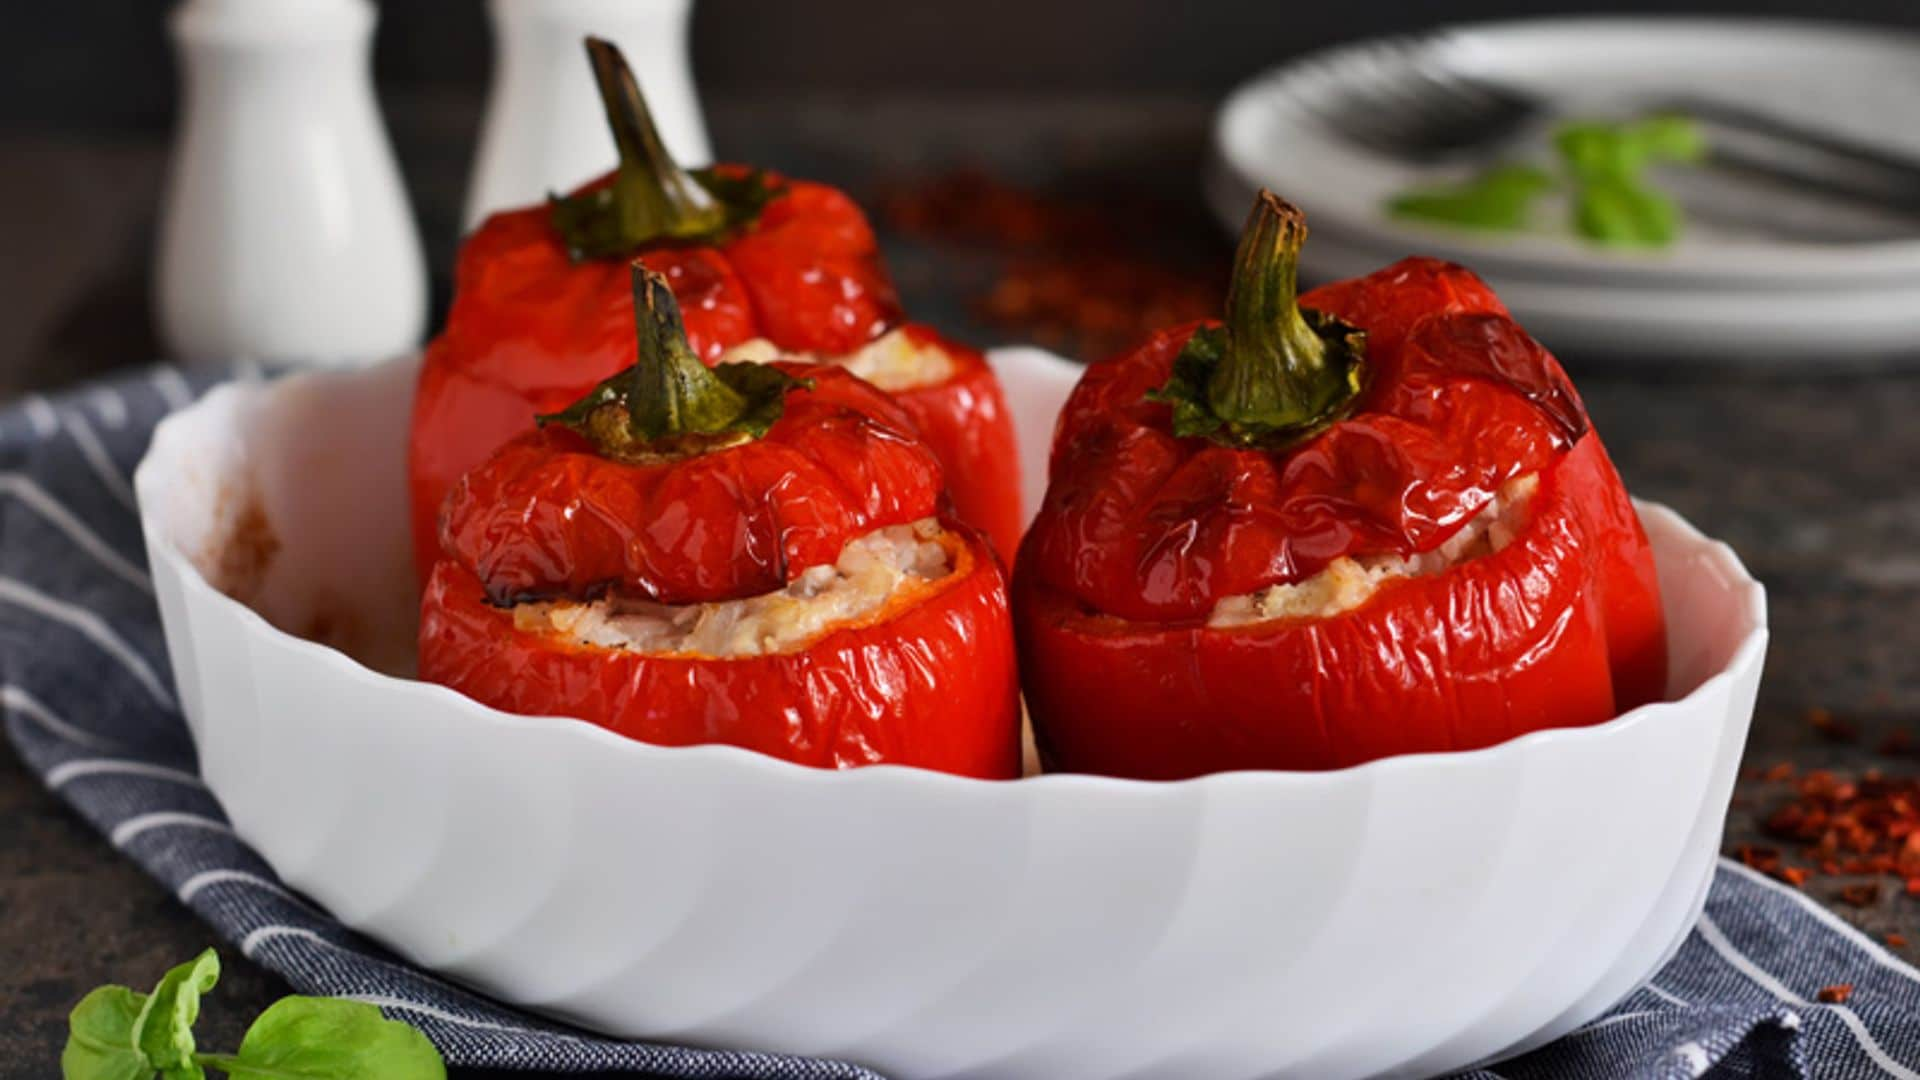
[1304,35,1536,159]
[1319,42,1458,146]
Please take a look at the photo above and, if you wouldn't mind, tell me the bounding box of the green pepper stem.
[585,37,725,242]
[1206,192,1364,437]
[626,266,744,442]
[546,38,732,260]
[537,264,803,461]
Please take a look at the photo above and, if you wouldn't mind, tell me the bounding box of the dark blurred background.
[11,3,1920,1068]
[6,0,1920,133]
[7,0,1920,391]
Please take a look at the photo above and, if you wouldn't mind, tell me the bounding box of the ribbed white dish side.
[134,351,1767,1080]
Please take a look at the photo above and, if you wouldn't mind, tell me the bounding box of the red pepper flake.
[1781,866,1813,887]
[879,170,1225,362]
[1806,707,1860,743]
[1747,764,1920,898]
[1734,844,1782,874]
[1888,933,1909,948]
[1817,983,1854,1004]
[1838,883,1881,907]
[1763,761,1797,782]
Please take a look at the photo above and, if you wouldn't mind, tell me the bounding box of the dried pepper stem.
[538,265,801,461]
[547,38,772,259]
[1208,192,1367,443]
[1149,191,1366,447]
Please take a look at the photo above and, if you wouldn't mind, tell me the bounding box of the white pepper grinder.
[156,0,428,369]
[463,0,710,230]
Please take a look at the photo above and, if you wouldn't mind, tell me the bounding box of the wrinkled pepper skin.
[421,522,1021,778]
[421,271,1022,780]
[1309,260,1667,714]
[1015,255,1666,778]
[407,169,900,580]
[440,362,943,606]
[887,325,1024,560]
[408,174,1024,583]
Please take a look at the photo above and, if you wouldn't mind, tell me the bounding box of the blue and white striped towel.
[4,366,1919,1079]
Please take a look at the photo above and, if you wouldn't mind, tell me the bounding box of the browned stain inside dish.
[194,476,420,679]
[208,491,279,603]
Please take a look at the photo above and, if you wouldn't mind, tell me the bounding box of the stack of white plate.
[1209,17,1920,366]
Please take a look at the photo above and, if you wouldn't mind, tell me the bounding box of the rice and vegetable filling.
[718,328,957,392]
[1209,472,1540,628]
[514,518,957,657]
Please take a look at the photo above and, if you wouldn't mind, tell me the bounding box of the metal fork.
[1304,34,1920,221]
[1299,36,1537,160]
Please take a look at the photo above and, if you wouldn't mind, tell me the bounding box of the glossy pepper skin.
[421,523,1020,777]
[408,167,899,579]
[885,325,1024,559]
[407,39,1018,580]
[1014,193,1665,779]
[420,265,1022,778]
[440,362,943,606]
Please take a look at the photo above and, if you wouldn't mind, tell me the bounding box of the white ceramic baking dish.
[133,348,1766,1080]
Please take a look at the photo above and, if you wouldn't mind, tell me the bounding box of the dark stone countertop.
[3,95,1919,1074]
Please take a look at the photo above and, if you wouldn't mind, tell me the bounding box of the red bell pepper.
[881,325,1024,560]
[408,38,1020,581]
[420,266,1021,778]
[1014,192,1666,779]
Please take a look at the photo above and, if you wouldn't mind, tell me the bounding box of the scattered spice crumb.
[1781,867,1812,887]
[879,169,1225,361]
[1733,844,1782,876]
[1838,883,1881,907]
[1756,768,1920,889]
[1763,762,1796,783]
[207,489,280,601]
[1805,706,1858,744]
[1888,933,1908,948]
[1817,984,1854,1004]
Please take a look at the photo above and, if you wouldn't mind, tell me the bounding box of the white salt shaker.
[463,0,710,230]
[156,0,428,369]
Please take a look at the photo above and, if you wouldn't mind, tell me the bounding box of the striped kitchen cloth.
[4,365,1919,1080]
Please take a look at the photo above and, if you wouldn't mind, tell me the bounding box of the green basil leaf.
[62,986,153,1080]
[1574,176,1680,247]
[1388,163,1556,230]
[132,949,219,1079]
[224,998,444,1080]
[1632,113,1707,164]
[1555,121,1642,180]
[1555,115,1706,181]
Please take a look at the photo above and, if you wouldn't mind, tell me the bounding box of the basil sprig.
[1388,163,1556,231]
[1389,114,1706,248]
[62,949,444,1080]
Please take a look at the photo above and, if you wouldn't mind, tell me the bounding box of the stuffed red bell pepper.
[420,265,1021,779]
[1013,191,1667,779]
[408,38,1021,581]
